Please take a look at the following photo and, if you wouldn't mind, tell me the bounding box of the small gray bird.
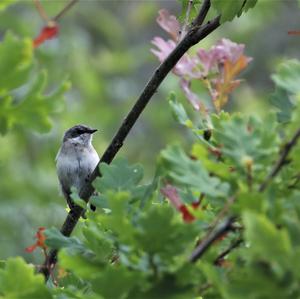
[56,124,99,210]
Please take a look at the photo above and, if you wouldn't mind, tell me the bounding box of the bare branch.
[189,217,235,263]
[53,0,79,22]
[259,127,300,192]
[193,0,211,26]
[214,238,243,266]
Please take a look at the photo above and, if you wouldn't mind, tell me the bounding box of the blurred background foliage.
[0,0,299,263]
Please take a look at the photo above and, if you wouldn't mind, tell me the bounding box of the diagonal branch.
[40,1,220,280]
[214,238,243,265]
[189,216,235,263]
[193,0,211,26]
[259,127,300,192]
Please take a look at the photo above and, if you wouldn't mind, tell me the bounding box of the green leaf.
[212,0,257,23]
[0,257,51,298]
[212,113,279,175]
[94,158,143,193]
[160,144,229,197]
[91,266,142,299]
[243,211,292,261]
[135,205,198,262]
[269,87,295,123]
[92,158,150,209]
[96,191,136,244]
[82,221,114,263]
[0,70,70,134]
[242,0,258,12]
[271,59,300,95]
[59,248,103,280]
[178,0,202,23]
[168,92,193,128]
[0,32,33,93]
[45,227,85,252]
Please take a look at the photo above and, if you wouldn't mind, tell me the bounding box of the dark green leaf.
[160,144,229,197]
[0,32,33,93]
[0,257,51,298]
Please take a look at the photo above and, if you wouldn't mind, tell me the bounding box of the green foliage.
[178,0,202,22]
[211,0,258,23]
[0,2,299,299]
[0,257,51,298]
[0,32,70,134]
[0,71,70,134]
[94,159,143,194]
[160,144,229,198]
[270,60,300,123]
[0,32,33,93]
[45,228,85,252]
[20,59,300,299]
[91,158,153,208]
[271,59,300,95]
[212,113,279,175]
[168,92,192,128]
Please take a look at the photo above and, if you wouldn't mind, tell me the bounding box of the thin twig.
[189,216,235,263]
[193,0,211,26]
[40,3,219,280]
[53,0,79,22]
[259,127,300,192]
[214,238,243,266]
[33,0,50,22]
[205,196,236,236]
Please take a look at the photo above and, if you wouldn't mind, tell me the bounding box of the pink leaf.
[151,37,176,62]
[161,184,182,209]
[157,9,180,41]
[180,79,201,110]
[161,184,196,223]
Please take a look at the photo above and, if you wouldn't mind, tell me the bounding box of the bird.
[56,124,99,210]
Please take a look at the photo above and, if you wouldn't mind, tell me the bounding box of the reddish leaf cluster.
[161,184,200,223]
[33,23,59,48]
[25,227,47,253]
[151,9,252,113]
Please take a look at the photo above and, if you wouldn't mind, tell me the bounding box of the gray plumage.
[56,124,99,209]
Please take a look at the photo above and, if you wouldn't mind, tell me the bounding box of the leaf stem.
[53,0,79,22]
[33,0,50,22]
[214,238,243,265]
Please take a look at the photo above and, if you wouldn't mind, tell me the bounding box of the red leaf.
[25,227,47,253]
[25,244,37,253]
[161,184,196,223]
[33,24,59,48]
[191,201,201,209]
[179,205,196,223]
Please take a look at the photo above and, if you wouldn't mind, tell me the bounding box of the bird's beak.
[88,128,98,134]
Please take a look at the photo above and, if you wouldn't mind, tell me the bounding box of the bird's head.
[63,124,98,146]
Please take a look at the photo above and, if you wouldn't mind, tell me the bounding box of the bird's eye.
[76,128,85,135]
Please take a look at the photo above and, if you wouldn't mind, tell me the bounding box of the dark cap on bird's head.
[63,124,98,141]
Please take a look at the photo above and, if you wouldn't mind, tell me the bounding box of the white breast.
[56,143,100,194]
